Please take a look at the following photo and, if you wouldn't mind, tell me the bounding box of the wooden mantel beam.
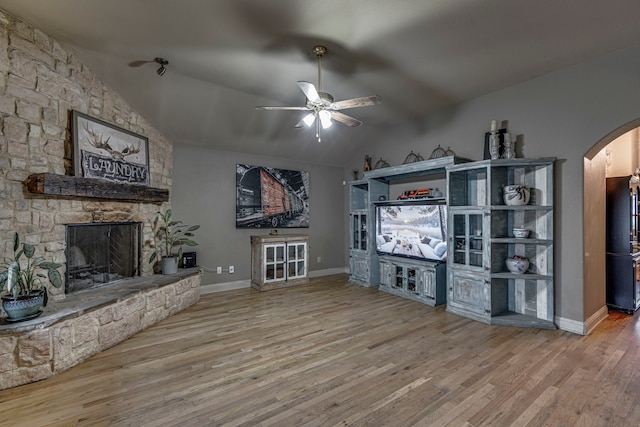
[25,173,169,204]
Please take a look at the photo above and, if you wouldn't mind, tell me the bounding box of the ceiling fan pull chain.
[317,51,323,92]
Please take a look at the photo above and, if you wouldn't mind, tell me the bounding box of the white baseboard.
[200,267,349,294]
[200,279,251,294]
[554,305,608,335]
[584,305,609,334]
[308,267,349,278]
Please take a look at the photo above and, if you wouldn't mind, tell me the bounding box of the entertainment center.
[349,156,466,306]
[348,156,556,329]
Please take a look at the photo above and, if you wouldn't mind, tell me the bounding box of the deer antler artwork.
[83,123,141,161]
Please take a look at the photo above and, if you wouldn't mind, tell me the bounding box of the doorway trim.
[583,117,640,334]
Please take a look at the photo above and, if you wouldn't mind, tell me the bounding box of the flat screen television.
[375,202,447,262]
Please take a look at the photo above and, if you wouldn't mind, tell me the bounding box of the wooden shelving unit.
[445,158,556,329]
[348,156,469,305]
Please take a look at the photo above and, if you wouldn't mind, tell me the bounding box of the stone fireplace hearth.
[0,269,201,390]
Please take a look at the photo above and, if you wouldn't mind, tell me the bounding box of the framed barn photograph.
[72,111,150,186]
[236,164,309,228]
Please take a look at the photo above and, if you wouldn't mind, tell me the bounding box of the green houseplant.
[149,209,199,274]
[0,232,63,321]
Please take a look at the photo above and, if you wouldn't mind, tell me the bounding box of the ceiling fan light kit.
[255,45,381,142]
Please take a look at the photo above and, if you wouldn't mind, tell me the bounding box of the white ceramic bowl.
[505,257,529,274]
[503,185,530,206]
[512,228,530,238]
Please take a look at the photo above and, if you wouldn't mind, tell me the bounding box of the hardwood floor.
[0,274,638,426]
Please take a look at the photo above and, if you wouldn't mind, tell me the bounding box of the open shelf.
[490,311,556,330]
[25,173,169,204]
[446,158,556,329]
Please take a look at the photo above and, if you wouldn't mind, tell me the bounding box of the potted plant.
[149,209,199,274]
[0,232,63,321]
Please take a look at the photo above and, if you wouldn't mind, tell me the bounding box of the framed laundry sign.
[72,111,150,186]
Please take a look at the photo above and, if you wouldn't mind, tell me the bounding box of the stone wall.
[0,9,174,295]
[0,271,201,390]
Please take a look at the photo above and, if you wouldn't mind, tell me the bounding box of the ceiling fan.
[255,45,381,142]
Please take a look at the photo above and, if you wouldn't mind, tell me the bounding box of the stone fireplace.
[0,11,200,390]
[65,222,142,293]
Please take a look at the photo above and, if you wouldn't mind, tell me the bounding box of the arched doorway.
[583,119,640,330]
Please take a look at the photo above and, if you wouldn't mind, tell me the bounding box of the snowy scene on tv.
[376,204,447,261]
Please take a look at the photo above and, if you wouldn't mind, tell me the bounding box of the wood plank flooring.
[0,274,638,426]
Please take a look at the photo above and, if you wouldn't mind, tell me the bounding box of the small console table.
[251,234,309,291]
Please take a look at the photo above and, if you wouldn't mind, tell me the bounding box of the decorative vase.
[161,256,179,275]
[503,185,530,205]
[489,132,501,160]
[512,228,530,238]
[505,256,529,274]
[503,133,515,159]
[2,290,45,321]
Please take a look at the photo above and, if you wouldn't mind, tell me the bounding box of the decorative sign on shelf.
[72,111,150,186]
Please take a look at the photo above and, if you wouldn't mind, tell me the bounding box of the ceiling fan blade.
[330,111,362,127]
[255,106,310,111]
[331,95,382,110]
[297,81,321,103]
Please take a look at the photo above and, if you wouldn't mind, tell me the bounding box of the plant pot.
[161,256,179,275]
[2,290,45,321]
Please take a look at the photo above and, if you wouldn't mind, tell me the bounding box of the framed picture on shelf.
[72,110,150,186]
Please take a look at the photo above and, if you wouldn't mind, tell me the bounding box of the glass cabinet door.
[287,242,307,279]
[351,213,367,251]
[394,265,404,289]
[451,211,484,269]
[264,243,286,282]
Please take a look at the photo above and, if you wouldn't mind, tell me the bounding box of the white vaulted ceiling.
[1,0,640,166]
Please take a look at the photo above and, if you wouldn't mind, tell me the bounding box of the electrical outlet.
[229,265,235,274]
[216,266,222,274]
[317,256,321,263]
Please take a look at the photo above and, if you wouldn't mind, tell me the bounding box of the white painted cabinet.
[251,234,309,291]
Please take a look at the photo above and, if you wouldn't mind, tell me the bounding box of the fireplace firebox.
[65,222,141,293]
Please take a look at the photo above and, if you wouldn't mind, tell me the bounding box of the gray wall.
[172,145,346,286]
[173,42,640,327]
[344,43,640,325]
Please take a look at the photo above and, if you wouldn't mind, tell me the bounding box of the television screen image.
[376,203,447,262]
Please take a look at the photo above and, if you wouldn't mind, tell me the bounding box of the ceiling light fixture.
[319,110,333,129]
[255,45,381,143]
[302,113,316,127]
[155,57,168,76]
